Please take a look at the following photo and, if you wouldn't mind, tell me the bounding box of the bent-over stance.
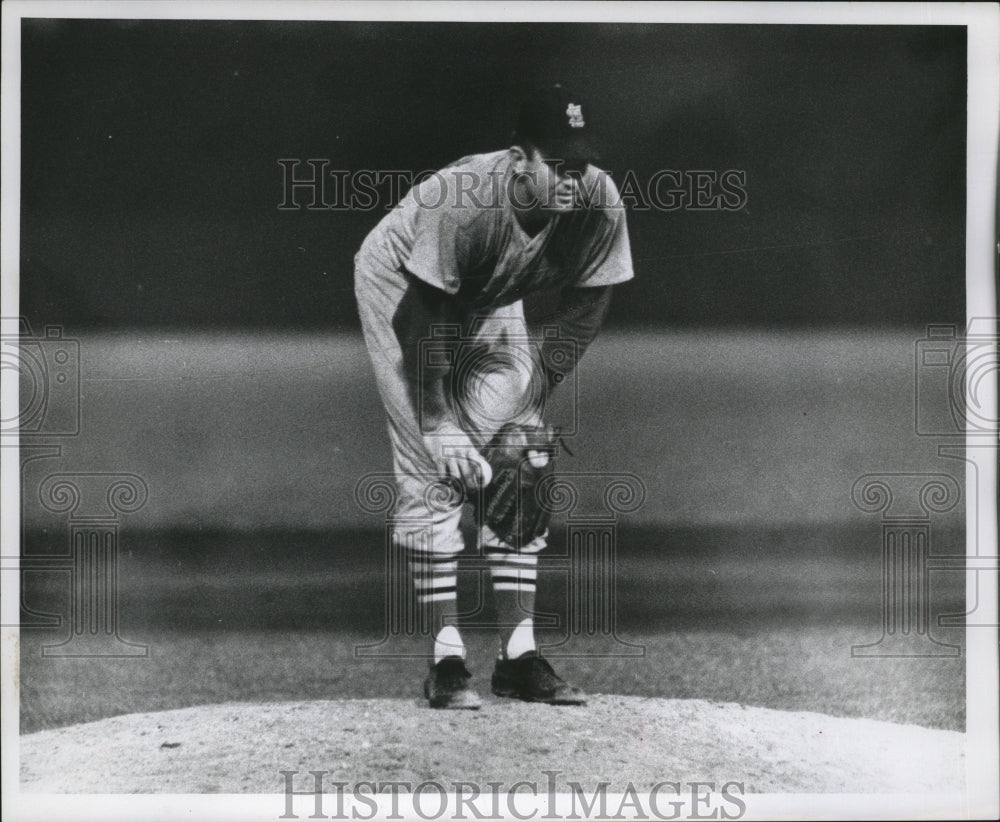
[354,85,634,709]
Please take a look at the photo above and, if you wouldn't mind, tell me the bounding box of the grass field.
[16,329,968,737]
[19,525,966,734]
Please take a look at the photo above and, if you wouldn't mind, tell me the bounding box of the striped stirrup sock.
[408,548,465,662]
[408,549,458,606]
[487,549,539,596]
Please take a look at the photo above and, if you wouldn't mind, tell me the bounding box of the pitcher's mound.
[20,696,963,793]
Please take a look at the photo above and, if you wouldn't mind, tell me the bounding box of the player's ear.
[508,144,528,171]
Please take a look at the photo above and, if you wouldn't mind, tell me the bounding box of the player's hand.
[422,420,493,491]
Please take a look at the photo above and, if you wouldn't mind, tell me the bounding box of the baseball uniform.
[353,84,634,707]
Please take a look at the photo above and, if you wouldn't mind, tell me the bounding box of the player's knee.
[481,525,548,555]
[391,518,465,559]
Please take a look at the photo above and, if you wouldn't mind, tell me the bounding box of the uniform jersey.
[355,150,634,309]
[354,149,635,557]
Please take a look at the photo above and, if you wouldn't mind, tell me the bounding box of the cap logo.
[566,103,585,128]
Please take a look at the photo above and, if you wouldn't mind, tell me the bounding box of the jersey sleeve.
[574,171,635,288]
[401,172,477,295]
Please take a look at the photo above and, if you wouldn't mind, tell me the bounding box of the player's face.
[515,147,589,212]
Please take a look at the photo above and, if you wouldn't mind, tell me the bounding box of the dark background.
[21,20,966,329]
[18,18,970,739]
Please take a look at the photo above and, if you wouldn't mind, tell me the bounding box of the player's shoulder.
[579,164,625,212]
[408,151,508,219]
[442,149,509,175]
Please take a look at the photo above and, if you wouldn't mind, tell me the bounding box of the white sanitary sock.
[504,617,536,660]
[434,625,466,664]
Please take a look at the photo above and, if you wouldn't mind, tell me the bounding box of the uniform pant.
[354,255,546,560]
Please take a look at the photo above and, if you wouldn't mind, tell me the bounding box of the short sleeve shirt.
[357,151,633,312]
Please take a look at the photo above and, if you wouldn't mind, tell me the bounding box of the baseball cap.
[514,83,599,164]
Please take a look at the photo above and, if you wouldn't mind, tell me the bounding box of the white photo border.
[2,2,997,820]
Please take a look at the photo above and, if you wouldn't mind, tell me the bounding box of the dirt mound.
[20,696,963,794]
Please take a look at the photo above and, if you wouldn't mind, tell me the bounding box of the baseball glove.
[473,422,559,548]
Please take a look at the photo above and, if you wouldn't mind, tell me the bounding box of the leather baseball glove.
[473,422,559,548]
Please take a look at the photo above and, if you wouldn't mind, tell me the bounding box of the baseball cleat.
[491,651,587,705]
[424,657,482,710]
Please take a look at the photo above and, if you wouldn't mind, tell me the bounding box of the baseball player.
[354,84,633,709]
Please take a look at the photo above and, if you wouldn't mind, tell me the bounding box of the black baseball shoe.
[491,651,587,705]
[424,657,482,710]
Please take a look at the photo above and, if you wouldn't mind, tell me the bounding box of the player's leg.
[483,526,542,660]
[389,451,480,710]
[457,310,546,445]
[462,305,586,704]
[460,307,545,656]
[355,259,479,708]
[388,434,468,663]
[481,524,585,705]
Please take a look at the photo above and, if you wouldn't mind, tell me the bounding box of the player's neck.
[513,207,550,238]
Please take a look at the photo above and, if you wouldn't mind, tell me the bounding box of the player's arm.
[392,272,461,428]
[528,284,613,394]
[529,170,631,393]
[392,272,492,488]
